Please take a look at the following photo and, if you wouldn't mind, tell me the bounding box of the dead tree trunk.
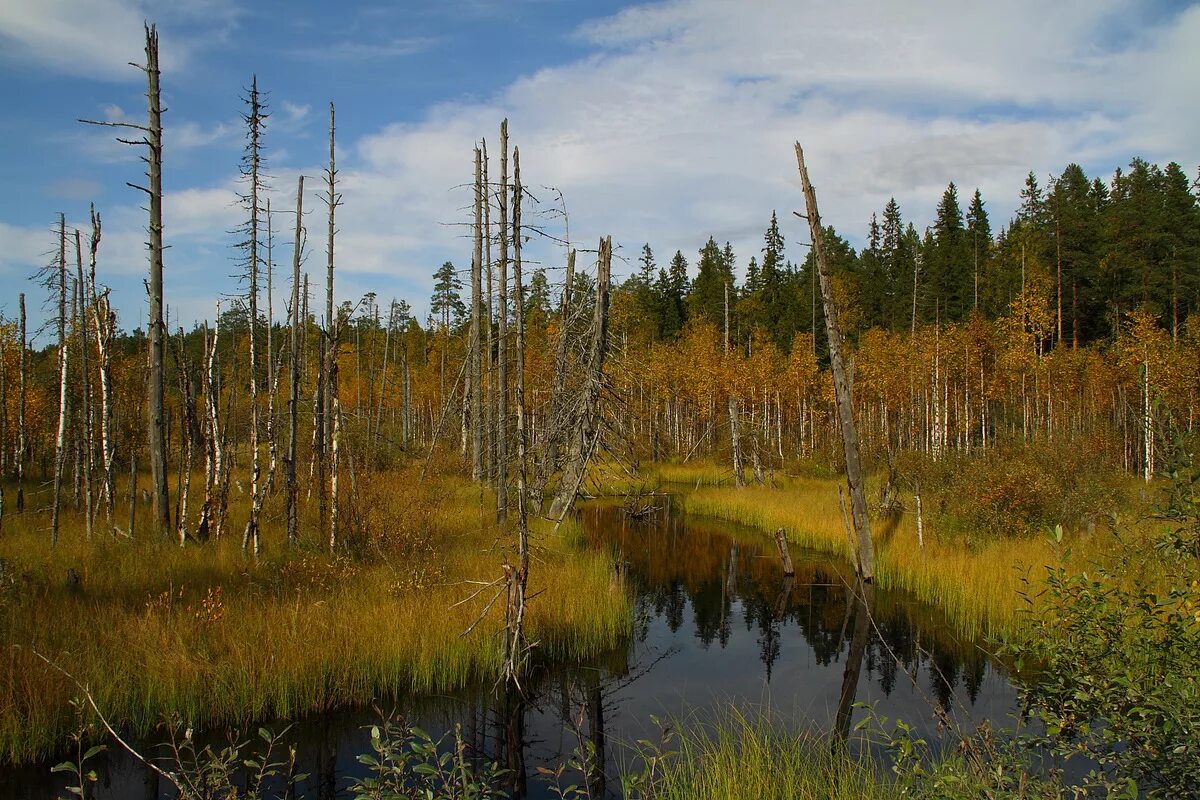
[241,75,266,555]
[145,24,169,535]
[531,247,576,509]
[726,280,745,488]
[324,102,341,548]
[78,25,168,532]
[548,237,612,521]
[329,319,342,552]
[175,328,197,546]
[87,208,116,525]
[287,176,304,546]
[15,293,26,513]
[51,214,69,546]
[482,140,495,486]
[471,146,484,481]
[74,230,95,539]
[505,147,531,687]
[795,143,875,581]
[496,120,510,522]
[196,306,222,542]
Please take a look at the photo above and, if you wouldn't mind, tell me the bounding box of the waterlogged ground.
[8,498,1017,798]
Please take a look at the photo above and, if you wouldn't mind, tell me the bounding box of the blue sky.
[1,0,1197,341]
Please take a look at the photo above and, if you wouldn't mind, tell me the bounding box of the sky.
[0,0,1197,342]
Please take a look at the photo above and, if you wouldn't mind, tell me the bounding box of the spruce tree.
[688,236,732,328]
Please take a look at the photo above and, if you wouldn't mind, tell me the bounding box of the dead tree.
[240,76,268,556]
[725,280,745,488]
[470,146,484,481]
[323,102,342,550]
[51,214,69,546]
[287,176,304,546]
[74,230,95,538]
[15,293,26,513]
[548,237,612,521]
[329,315,342,552]
[174,328,198,546]
[79,24,169,533]
[794,143,875,580]
[530,247,576,508]
[496,120,510,521]
[505,146,531,687]
[482,140,495,485]
[195,306,222,542]
[86,207,116,525]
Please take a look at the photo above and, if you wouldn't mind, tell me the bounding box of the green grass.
[0,464,631,765]
[649,710,891,800]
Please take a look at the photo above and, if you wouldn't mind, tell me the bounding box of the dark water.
[4,499,1016,798]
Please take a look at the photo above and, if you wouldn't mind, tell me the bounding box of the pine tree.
[431,261,466,331]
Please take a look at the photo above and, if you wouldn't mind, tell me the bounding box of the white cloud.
[320,0,1198,300]
[0,0,240,80]
[8,0,1196,329]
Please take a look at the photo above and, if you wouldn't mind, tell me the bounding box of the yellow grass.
[0,465,630,764]
[645,466,1147,642]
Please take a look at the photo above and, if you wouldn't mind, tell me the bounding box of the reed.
[0,466,630,765]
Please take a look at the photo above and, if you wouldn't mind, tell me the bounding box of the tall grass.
[676,475,1151,642]
[0,465,630,765]
[651,710,892,800]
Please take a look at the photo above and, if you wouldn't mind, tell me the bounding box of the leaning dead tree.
[547,237,612,521]
[794,142,875,580]
[81,23,170,535]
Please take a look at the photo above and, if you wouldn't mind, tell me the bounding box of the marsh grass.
[657,471,1155,642]
[649,709,893,800]
[0,463,630,764]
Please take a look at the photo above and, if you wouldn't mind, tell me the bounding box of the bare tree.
[496,120,510,522]
[195,306,222,542]
[548,237,612,521]
[86,207,116,525]
[287,176,304,546]
[482,140,495,486]
[240,75,268,555]
[471,146,484,480]
[15,293,26,513]
[324,103,342,550]
[174,328,198,546]
[725,280,744,488]
[505,146,530,686]
[74,229,95,538]
[794,143,875,580]
[51,214,69,545]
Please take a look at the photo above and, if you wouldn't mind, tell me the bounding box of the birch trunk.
[51,215,68,546]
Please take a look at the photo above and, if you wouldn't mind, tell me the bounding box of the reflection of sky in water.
[6,500,1018,799]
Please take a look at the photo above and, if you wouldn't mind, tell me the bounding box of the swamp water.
[7,498,1017,798]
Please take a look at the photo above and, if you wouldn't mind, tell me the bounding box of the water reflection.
[5,498,1015,799]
